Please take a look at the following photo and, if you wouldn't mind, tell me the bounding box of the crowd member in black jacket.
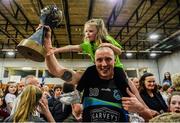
[0,90,9,121]
[139,73,168,114]
[48,84,72,122]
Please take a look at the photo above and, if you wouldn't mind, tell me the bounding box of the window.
[38,70,43,77]
[125,70,137,78]
[12,70,36,78]
[4,67,36,78]
[44,70,55,77]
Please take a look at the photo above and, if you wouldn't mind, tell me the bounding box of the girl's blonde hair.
[13,85,42,122]
[84,19,108,45]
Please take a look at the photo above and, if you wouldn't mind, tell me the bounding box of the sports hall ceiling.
[0,0,179,60]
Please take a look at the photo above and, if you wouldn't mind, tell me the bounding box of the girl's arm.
[47,45,82,56]
[99,43,122,55]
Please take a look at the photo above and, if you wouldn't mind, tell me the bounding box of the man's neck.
[99,73,114,80]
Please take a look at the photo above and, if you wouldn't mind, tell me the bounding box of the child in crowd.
[46,18,123,68]
[4,85,55,122]
[149,91,180,122]
[4,81,18,113]
[168,91,180,113]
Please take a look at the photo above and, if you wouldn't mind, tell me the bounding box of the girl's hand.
[99,43,112,48]
[46,47,57,56]
[37,97,49,114]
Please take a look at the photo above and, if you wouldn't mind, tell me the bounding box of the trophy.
[17,5,62,62]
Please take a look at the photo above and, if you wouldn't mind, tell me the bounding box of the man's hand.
[122,88,145,113]
[36,24,53,52]
[122,88,159,121]
[46,47,57,56]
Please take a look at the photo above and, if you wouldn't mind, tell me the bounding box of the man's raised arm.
[44,26,81,85]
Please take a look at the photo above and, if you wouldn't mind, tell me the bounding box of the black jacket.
[140,90,168,113]
[48,96,72,122]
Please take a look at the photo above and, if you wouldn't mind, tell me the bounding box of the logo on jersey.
[89,88,99,96]
[90,107,120,121]
[113,89,121,100]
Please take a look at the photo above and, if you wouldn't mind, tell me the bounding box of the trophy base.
[17,39,45,62]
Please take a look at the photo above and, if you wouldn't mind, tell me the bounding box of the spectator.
[42,85,51,99]
[4,85,55,122]
[0,90,9,121]
[132,77,140,90]
[168,91,180,113]
[64,103,83,122]
[47,84,72,122]
[4,82,18,113]
[17,80,25,95]
[11,75,40,115]
[163,72,172,86]
[139,73,168,114]
[24,75,41,87]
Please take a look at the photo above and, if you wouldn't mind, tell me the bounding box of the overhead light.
[6,51,15,56]
[22,67,32,70]
[126,53,132,57]
[150,53,157,57]
[149,34,159,39]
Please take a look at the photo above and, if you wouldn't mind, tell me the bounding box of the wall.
[0,58,93,84]
[157,50,180,84]
[122,59,160,82]
[0,58,160,84]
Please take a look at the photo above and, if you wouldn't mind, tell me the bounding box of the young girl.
[4,81,18,113]
[4,85,55,122]
[168,91,180,113]
[47,18,123,68]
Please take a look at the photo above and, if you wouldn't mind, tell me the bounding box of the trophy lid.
[40,5,63,28]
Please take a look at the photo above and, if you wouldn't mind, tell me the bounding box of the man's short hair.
[96,46,114,54]
[24,75,36,85]
[62,83,75,93]
[53,84,62,91]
